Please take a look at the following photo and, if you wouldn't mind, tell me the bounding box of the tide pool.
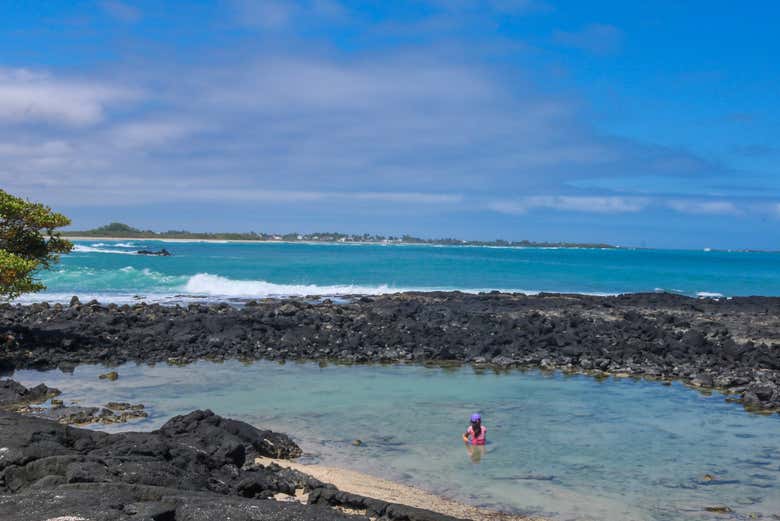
[12,361,780,521]
[18,240,780,304]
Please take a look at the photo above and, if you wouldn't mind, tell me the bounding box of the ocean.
[11,239,780,520]
[20,239,780,303]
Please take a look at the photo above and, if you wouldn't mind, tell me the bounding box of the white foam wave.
[183,273,407,297]
[179,273,618,298]
[90,242,136,248]
[73,244,137,255]
[696,291,724,298]
[181,273,590,298]
[14,292,186,305]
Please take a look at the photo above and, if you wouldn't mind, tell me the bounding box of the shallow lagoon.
[12,361,780,521]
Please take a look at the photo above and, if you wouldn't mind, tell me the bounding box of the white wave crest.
[73,244,137,255]
[181,273,568,298]
[90,242,137,248]
[696,291,724,298]
[183,273,405,297]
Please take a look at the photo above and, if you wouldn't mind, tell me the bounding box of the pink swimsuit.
[467,425,487,445]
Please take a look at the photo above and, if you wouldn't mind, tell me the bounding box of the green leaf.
[0,190,73,300]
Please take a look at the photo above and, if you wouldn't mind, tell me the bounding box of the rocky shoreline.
[0,378,148,426]
[1,291,779,413]
[0,404,468,521]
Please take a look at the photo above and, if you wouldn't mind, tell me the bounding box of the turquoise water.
[12,361,780,521]
[21,240,780,303]
[16,240,780,519]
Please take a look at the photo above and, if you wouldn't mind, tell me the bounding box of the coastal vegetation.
[65,222,616,249]
[0,190,72,299]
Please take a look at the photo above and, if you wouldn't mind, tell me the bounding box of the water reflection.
[465,444,485,464]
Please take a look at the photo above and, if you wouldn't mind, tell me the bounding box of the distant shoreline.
[64,235,619,249]
[63,234,780,253]
[67,235,280,244]
[62,223,617,249]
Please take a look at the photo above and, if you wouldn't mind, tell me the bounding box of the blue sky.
[0,0,778,248]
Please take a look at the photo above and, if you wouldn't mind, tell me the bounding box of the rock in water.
[105,401,144,411]
[0,379,60,409]
[705,505,733,514]
[136,248,172,256]
[98,371,119,381]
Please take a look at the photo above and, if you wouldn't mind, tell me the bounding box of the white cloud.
[0,140,73,157]
[0,180,462,206]
[109,119,206,148]
[666,200,739,215]
[203,57,498,111]
[0,68,138,126]
[0,54,717,212]
[489,196,649,214]
[145,189,462,205]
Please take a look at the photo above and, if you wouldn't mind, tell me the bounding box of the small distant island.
[63,222,617,249]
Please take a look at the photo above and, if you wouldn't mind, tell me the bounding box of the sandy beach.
[256,457,542,521]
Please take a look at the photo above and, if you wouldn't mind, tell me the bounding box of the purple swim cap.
[470,413,481,422]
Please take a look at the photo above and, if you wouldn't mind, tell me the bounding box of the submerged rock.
[705,505,733,514]
[98,371,119,381]
[42,405,148,425]
[105,401,145,411]
[0,379,147,426]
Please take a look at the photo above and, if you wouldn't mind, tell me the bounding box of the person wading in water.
[463,413,486,463]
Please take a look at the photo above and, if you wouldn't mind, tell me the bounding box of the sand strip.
[256,457,544,521]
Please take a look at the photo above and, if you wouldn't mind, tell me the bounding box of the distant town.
[63,222,617,249]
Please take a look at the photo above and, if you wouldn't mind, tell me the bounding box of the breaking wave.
[73,244,138,255]
[183,273,409,297]
[91,242,137,248]
[696,291,725,298]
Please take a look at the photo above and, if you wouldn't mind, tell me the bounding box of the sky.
[0,1,778,249]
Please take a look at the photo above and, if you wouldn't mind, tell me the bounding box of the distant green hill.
[64,222,617,249]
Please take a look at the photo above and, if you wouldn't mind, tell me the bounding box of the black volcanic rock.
[0,410,322,520]
[0,409,467,521]
[0,379,60,409]
[1,292,779,412]
[137,248,172,256]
